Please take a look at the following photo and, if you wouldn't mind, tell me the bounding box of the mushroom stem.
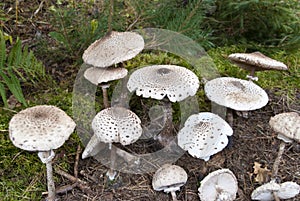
[157,99,173,146]
[101,85,110,109]
[272,141,286,179]
[272,191,280,201]
[107,143,117,180]
[170,191,178,201]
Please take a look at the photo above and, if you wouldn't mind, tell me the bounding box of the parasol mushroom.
[228,51,288,81]
[9,105,76,201]
[177,112,233,161]
[152,164,188,201]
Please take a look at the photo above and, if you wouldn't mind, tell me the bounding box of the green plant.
[0,30,46,107]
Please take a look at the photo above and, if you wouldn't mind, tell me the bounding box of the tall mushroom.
[82,106,142,180]
[198,169,238,201]
[228,51,288,81]
[9,105,76,201]
[152,164,188,201]
[177,112,233,161]
[127,64,200,146]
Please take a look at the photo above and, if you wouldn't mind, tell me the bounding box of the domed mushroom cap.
[84,67,128,85]
[9,105,76,151]
[82,31,144,67]
[277,181,300,199]
[251,180,281,200]
[204,77,268,111]
[92,107,142,145]
[152,164,188,193]
[198,169,238,201]
[178,112,233,161]
[269,112,300,143]
[127,65,200,102]
[228,52,288,71]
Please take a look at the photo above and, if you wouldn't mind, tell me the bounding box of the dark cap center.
[157,68,171,75]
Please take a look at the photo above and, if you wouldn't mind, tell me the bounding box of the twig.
[74,144,82,178]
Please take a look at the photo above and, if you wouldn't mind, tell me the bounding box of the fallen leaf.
[252,162,271,184]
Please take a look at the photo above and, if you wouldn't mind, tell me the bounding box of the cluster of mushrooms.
[8,30,300,201]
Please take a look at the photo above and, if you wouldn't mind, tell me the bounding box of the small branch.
[74,145,82,178]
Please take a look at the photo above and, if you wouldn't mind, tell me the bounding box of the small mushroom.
[177,112,233,161]
[82,31,144,68]
[277,181,300,200]
[127,64,200,146]
[228,52,288,81]
[9,105,76,201]
[83,106,142,180]
[198,169,238,201]
[152,164,188,201]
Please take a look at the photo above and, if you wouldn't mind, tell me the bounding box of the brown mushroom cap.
[82,31,144,67]
[228,52,288,72]
[9,105,76,151]
[84,67,128,85]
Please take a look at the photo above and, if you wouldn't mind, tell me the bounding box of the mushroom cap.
[82,31,144,67]
[198,169,238,201]
[228,52,288,71]
[177,112,233,161]
[251,180,281,200]
[84,67,128,85]
[82,134,102,159]
[152,164,188,193]
[92,107,142,145]
[204,77,269,111]
[269,112,300,143]
[277,181,300,199]
[9,105,76,151]
[127,65,200,102]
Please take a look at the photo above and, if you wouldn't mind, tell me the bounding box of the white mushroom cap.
[277,181,300,199]
[92,107,142,145]
[9,105,76,151]
[198,169,238,201]
[178,112,233,161]
[269,112,300,143]
[127,65,200,102]
[204,77,269,111]
[82,31,144,67]
[228,52,288,71]
[84,67,128,85]
[152,164,188,193]
[251,180,281,200]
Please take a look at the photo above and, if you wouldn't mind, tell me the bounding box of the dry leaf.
[252,162,271,183]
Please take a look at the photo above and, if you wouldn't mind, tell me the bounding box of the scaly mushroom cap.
[251,180,281,200]
[127,65,200,102]
[82,31,144,67]
[269,112,300,143]
[92,107,142,145]
[228,52,288,71]
[84,67,128,85]
[152,164,188,193]
[178,112,233,161]
[277,181,300,199]
[9,105,76,151]
[204,77,268,111]
[198,169,238,201]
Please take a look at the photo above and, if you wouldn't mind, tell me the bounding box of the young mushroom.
[82,106,142,180]
[127,64,200,146]
[9,105,76,201]
[228,51,288,81]
[198,169,238,201]
[152,164,188,201]
[177,112,233,161]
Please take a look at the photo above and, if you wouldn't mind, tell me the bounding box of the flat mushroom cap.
[9,105,76,151]
[269,112,300,143]
[82,31,144,67]
[277,181,300,199]
[228,52,288,71]
[127,65,200,102]
[177,112,233,161]
[84,67,128,85]
[152,164,188,193]
[92,107,142,145]
[204,77,268,111]
[251,181,281,200]
[198,169,238,201]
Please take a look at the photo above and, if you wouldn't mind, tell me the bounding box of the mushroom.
[84,67,128,108]
[83,106,142,180]
[204,77,268,123]
[228,51,288,81]
[251,180,300,200]
[82,31,144,68]
[9,105,76,201]
[198,169,238,201]
[152,164,188,201]
[127,64,200,146]
[177,112,233,161]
